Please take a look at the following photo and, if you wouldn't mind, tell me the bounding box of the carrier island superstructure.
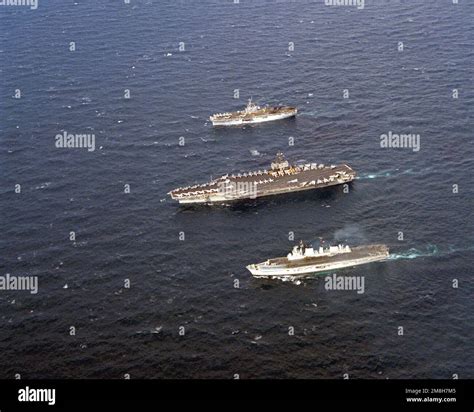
[247,240,390,278]
[168,152,356,204]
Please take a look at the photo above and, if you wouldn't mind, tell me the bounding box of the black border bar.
[0,379,473,409]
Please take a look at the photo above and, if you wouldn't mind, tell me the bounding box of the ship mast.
[245,97,258,114]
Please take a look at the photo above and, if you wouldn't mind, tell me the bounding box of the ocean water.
[0,0,473,378]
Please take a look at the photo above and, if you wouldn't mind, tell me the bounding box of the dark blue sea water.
[1,0,473,378]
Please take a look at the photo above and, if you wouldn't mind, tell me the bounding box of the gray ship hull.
[247,245,389,278]
[211,109,297,126]
[210,106,297,126]
[170,163,355,205]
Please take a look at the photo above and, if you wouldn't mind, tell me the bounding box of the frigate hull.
[210,100,297,127]
[211,110,297,126]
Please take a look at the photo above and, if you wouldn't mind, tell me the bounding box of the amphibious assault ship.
[246,240,390,278]
[168,152,356,204]
[210,99,297,126]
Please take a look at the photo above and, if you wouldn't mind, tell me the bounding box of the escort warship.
[209,99,297,126]
[246,240,390,278]
[168,152,356,204]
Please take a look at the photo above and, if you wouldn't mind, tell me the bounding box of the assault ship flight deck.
[247,240,390,278]
[168,152,356,204]
[210,99,297,126]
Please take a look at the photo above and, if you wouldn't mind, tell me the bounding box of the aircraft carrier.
[246,240,390,278]
[168,152,356,204]
[210,99,297,126]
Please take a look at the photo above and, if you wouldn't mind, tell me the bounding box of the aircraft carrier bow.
[168,152,356,204]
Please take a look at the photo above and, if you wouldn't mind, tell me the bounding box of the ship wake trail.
[388,244,439,260]
[388,244,474,261]
[357,166,433,180]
